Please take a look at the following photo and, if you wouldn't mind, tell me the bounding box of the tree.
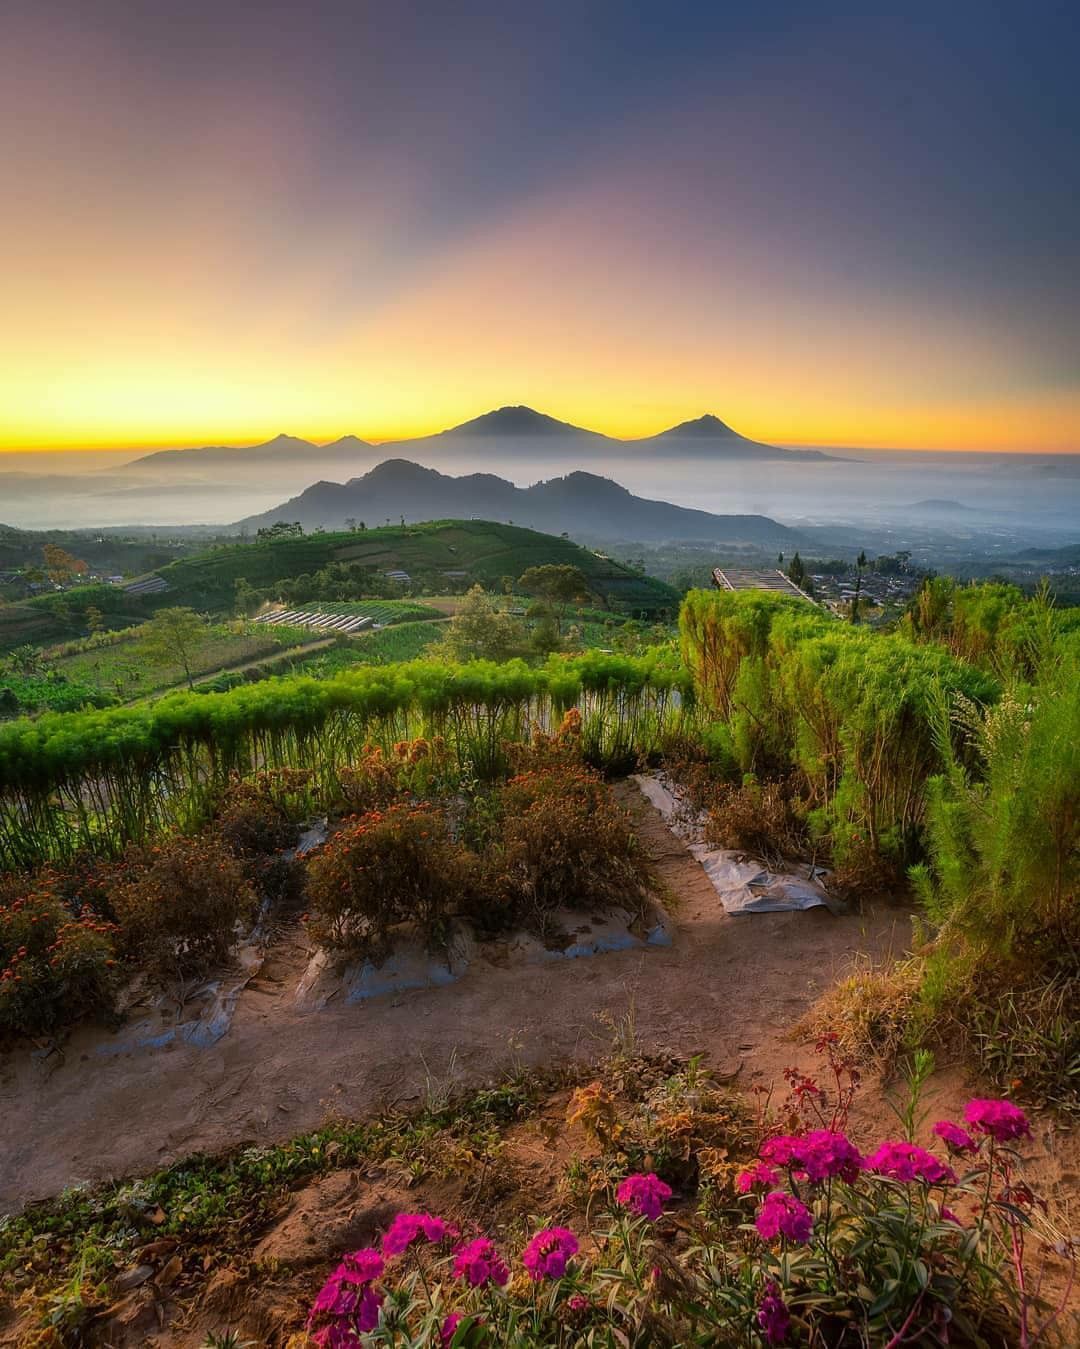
[430,585,526,663]
[234,577,258,618]
[85,605,105,634]
[256,521,303,540]
[787,552,806,587]
[851,550,868,624]
[136,607,206,690]
[42,544,88,585]
[517,564,590,635]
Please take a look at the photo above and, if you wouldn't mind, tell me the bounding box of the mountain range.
[128,406,834,474]
[236,458,803,547]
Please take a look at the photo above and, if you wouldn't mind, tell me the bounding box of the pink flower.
[736,1161,781,1193]
[382,1212,459,1256]
[453,1237,510,1288]
[567,1294,590,1313]
[933,1120,978,1155]
[760,1130,863,1182]
[757,1280,791,1344]
[865,1141,956,1186]
[797,1129,864,1182]
[759,1134,802,1168]
[755,1192,813,1245]
[941,1206,963,1226]
[441,1312,463,1345]
[308,1248,385,1340]
[522,1226,579,1280]
[615,1172,673,1221]
[964,1098,1031,1143]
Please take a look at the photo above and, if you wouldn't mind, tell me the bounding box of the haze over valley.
[3,408,1077,568]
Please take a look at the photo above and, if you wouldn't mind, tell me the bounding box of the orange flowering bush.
[108,834,257,981]
[212,776,298,858]
[305,803,476,963]
[0,873,118,1036]
[336,737,454,815]
[487,763,655,928]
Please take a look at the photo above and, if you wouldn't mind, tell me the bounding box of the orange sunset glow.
[2,2,1078,457]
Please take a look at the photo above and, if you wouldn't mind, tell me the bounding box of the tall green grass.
[0,651,692,869]
[680,589,998,860]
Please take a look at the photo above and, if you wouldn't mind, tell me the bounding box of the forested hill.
[153,520,677,615]
[236,460,803,548]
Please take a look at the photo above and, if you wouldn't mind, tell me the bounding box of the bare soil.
[0,783,912,1211]
[1,783,1077,1345]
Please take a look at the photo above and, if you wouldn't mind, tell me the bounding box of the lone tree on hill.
[42,544,88,585]
[787,552,806,587]
[136,607,206,690]
[517,564,590,635]
[430,585,526,663]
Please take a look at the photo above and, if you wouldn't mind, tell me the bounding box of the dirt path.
[0,786,914,1211]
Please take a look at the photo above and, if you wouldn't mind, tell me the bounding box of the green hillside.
[0,522,678,653]
[151,521,678,616]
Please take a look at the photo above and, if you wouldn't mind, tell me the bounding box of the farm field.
[151,521,679,615]
[0,582,1076,1347]
[0,620,317,714]
[302,599,444,623]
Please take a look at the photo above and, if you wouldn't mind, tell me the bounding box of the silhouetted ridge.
[659,414,739,437]
[443,405,596,437]
[236,459,803,548]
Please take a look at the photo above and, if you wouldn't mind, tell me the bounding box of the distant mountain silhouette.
[128,433,329,471]
[441,405,603,438]
[125,405,835,473]
[645,412,832,460]
[236,458,803,547]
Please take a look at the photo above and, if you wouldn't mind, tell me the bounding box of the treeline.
[900,576,1080,674]
[0,651,691,869]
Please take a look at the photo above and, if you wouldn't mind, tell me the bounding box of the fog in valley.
[2,441,1077,562]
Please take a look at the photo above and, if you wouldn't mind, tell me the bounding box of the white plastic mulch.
[632,774,835,916]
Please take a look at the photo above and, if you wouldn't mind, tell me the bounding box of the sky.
[2,0,1079,454]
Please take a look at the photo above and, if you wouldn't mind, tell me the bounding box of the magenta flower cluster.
[736,1160,781,1193]
[760,1128,864,1182]
[616,1171,673,1221]
[382,1211,459,1256]
[453,1237,510,1289]
[965,1097,1032,1142]
[522,1226,580,1280]
[865,1141,957,1186]
[306,1106,1030,1342]
[307,1247,386,1345]
[757,1280,791,1345]
[755,1191,814,1245]
[933,1119,977,1155]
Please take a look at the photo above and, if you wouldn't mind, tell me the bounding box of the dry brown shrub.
[826,838,906,906]
[487,763,655,933]
[796,956,923,1066]
[305,803,476,964]
[212,777,297,857]
[109,833,258,981]
[704,776,806,863]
